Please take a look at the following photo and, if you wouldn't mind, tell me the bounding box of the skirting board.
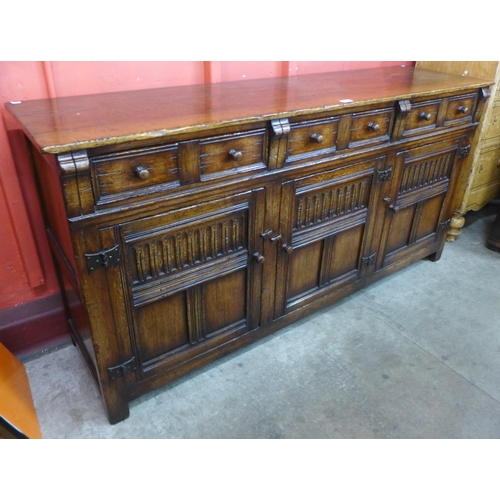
[0,293,71,361]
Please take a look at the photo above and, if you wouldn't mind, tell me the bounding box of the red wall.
[0,61,413,353]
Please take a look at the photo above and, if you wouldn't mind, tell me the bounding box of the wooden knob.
[419,112,431,121]
[135,166,150,180]
[253,252,265,264]
[457,106,469,114]
[229,149,243,161]
[368,122,380,132]
[389,205,400,213]
[270,233,282,243]
[310,133,324,144]
[282,244,294,254]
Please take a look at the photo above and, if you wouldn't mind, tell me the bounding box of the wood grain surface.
[5,67,492,154]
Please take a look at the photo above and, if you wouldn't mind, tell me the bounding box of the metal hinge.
[458,145,471,158]
[107,357,137,381]
[85,245,121,274]
[361,253,377,268]
[377,167,393,183]
[438,219,451,232]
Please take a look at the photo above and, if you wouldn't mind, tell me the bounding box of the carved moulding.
[56,150,93,217]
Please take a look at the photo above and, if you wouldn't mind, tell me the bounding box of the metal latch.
[85,245,121,274]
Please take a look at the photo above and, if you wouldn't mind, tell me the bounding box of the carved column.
[57,151,93,217]
[268,118,290,170]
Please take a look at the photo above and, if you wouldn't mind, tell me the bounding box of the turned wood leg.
[447,211,465,242]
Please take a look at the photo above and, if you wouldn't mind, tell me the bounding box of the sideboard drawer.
[349,107,393,147]
[444,93,476,125]
[91,144,179,202]
[403,99,440,137]
[287,116,339,161]
[199,128,267,180]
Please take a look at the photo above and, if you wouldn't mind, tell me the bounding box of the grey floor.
[23,206,500,439]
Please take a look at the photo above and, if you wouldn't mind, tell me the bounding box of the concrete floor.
[23,206,500,438]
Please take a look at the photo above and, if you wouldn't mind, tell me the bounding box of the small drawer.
[92,144,179,201]
[199,129,266,180]
[444,94,476,125]
[287,117,338,161]
[402,99,440,137]
[348,107,393,147]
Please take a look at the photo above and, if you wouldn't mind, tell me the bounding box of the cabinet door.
[377,138,465,269]
[274,157,387,318]
[112,189,266,382]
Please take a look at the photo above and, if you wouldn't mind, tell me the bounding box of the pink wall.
[0,61,414,313]
[0,62,61,310]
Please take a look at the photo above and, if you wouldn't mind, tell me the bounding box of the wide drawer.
[399,93,477,140]
[89,127,267,205]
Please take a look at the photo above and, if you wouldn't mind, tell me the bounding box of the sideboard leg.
[446,211,465,242]
[428,247,444,262]
[100,381,130,424]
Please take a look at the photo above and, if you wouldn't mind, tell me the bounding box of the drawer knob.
[135,166,150,180]
[270,233,282,243]
[229,149,243,161]
[310,133,324,144]
[282,244,294,254]
[367,122,380,132]
[457,106,469,114]
[419,112,432,121]
[253,252,265,264]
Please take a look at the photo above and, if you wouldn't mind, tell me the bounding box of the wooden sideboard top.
[5,66,493,154]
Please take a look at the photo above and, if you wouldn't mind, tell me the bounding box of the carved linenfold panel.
[399,152,453,194]
[294,177,371,231]
[129,212,248,285]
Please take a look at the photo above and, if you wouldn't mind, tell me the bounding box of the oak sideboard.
[5,67,492,423]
